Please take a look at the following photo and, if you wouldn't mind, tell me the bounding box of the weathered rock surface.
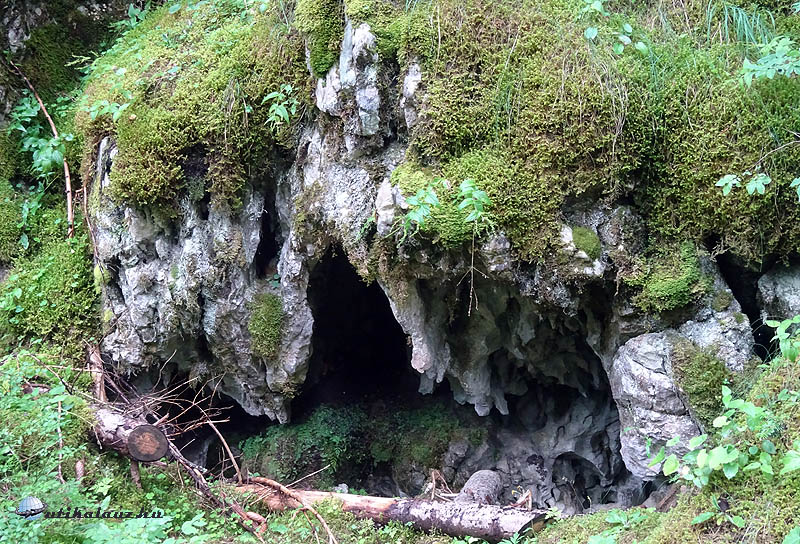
[88,10,760,514]
[758,264,800,322]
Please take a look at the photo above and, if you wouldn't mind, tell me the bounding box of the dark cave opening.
[715,251,775,359]
[254,190,281,279]
[292,249,420,415]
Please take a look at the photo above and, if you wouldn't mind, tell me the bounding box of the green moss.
[77,2,309,208]
[0,181,22,264]
[711,289,734,312]
[628,242,707,313]
[93,264,110,294]
[671,338,730,428]
[640,42,800,265]
[735,312,747,324]
[0,132,20,184]
[295,0,344,77]
[248,293,284,359]
[241,401,482,491]
[0,236,96,357]
[572,226,602,260]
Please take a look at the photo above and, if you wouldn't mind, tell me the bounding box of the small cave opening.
[293,248,420,413]
[715,251,776,359]
[254,187,281,280]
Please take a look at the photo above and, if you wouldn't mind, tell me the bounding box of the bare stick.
[5,59,75,238]
[249,477,338,544]
[130,460,143,490]
[56,401,65,483]
[206,418,243,484]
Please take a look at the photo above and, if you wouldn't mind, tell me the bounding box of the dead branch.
[4,58,75,238]
[248,476,338,544]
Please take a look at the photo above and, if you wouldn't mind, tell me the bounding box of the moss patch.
[240,401,483,490]
[76,2,310,208]
[627,242,707,313]
[295,0,344,77]
[671,338,731,429]
[248,293,284,359]
[572,226,602,260]
[0,236,96,357]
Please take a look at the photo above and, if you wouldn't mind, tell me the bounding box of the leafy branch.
[1,57,75,238]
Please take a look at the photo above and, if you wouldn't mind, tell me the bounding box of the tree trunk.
[240,483,547,541]
[91,406,547,542]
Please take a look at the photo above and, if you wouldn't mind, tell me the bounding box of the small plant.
[262,84,300,130]
[586,509,651,543]
[8,94,73,179]
[741,36,800,86]
[691,495,746,529]
[398,184,440,243]
[766,314,800,362]
[111,3,152,32]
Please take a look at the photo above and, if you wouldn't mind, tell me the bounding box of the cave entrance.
[294,249,419,414]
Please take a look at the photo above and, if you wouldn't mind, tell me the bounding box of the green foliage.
[295,0,344,77]
[705,1,775,45]
[572,227,602,260]
[0,351,89,480]
[241,402,481,489]
[742,37,800,86]
[248,293,284,359]
[0,236,96,354]
[77,0,309,207]
[262,83,300,130]
[628,242,706,313]
[672,340,731,428]
[400,183,440,243]
[7,93,74,180]
[111,2,152,32]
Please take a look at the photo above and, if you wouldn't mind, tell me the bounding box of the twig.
[56,401,65,483]
[287,464,331,488]
[206,418,243,484]
[130,460,143,489]
[249,476,338,544]
[4,58,75,238]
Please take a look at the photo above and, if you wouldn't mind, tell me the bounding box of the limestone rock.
[758,264,800,322]
[605,331,701,480]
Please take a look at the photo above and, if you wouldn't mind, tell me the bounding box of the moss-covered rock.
[628,242,707,313]
[76,2,310,208]
[295,0,345,77]
[572,226,602,260]
[671,338,730,428]
[248,293,284,359]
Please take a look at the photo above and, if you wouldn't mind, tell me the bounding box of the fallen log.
[91,405,546,542]
[241,479,547,542]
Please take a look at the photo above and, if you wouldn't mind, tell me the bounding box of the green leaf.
[692,512,715,525]
[662,454,679,476]
[713,416,728,428]
[723,462,739,479]
[634,41,648,54]
[169,3,183,14]
[762,440,777,455]
[623,23,633,33]
[780,450,800,475]
[688,435,707,449]
[584,27,598,40]
[728,515,746,528]
[612,42,624,55]
[666,436,680,447]
[783,526,800,544]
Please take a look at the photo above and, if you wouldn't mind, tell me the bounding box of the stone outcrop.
[89,12,762,514]
[758,264,800,322]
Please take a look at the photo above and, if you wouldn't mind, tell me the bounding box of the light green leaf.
[662,454,680,476]
[584,27,598,40]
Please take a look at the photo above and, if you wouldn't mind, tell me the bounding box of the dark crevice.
[254,183,281,279]
[715,252,774,359]
[293,248,419,416]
